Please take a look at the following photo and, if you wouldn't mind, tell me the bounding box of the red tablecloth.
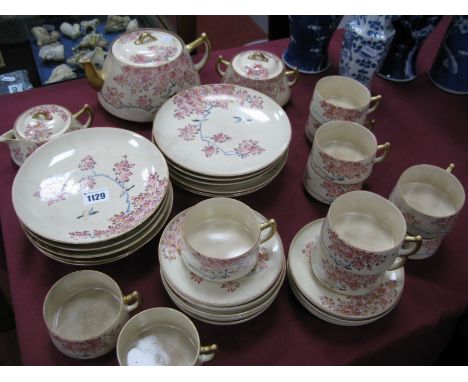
[1,18,467,365]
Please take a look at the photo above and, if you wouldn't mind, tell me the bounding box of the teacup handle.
[447,163,455,173]
[186,32,212,72]
[387,235,423,270]
[368,95,382,114]
[216,55,230,77]
[259,219,277,244]
[123,291,142,313]
[364,119,375,131]
[285,67,298,87]
[198,344,218,364]
[73,104,94,128]
[374,142,391,163]
[0,129,18,143]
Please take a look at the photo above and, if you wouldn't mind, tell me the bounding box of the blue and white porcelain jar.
[429,16,468,95]
[283,16,342,74]
[378,16,442,82]
[339,16,396,89]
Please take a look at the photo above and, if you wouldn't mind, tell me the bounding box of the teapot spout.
[79,57,104,91]
[0,129,17,144]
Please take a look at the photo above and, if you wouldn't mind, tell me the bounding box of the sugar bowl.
[0,103,93,166]
[216,49,298,106]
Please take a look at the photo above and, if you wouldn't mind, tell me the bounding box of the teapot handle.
[186,33,212,72]
[216,55,230,77]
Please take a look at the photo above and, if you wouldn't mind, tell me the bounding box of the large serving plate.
[12,128,169,245]
[153,84,291,177]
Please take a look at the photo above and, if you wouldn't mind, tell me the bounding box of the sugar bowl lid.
[112,28,183,67]
[232,50,284,80]
[14,104,71,143]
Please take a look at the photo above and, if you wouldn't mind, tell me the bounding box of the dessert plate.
[288,218,405,321]
[13,128,169,244]
[153,84,291,177]
[159,209,285,308]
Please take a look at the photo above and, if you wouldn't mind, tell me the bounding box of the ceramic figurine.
[39,42,65,62]
[80,18,100,34]
[378,16,442,82]
[45,64,77,84]
[126,19,139,32]
[339,16,396,89]
[60,22,81,39]
[429,16,468,94]
[105,15,131,32]
[31,26,60,47]
[282,16,342,74]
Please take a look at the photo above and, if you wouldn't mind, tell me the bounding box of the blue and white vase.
[339,16,396,89]
[378,16,442,82]
[429,16,468,95]
[282,16,342,74]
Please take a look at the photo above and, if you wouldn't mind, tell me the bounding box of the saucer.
[288,219,405,320]
[158,209,285,308]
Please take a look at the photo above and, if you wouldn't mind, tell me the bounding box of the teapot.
[80,28,212,122]
[0,104,93,166]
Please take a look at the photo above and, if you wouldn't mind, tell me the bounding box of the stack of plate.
[152,84,291,197]
[12,128,172,266]
[158,209,286,325]
[287,219,405,326]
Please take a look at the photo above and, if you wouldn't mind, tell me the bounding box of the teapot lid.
[112,29,183,67]
[232,50,284,80]
[14,104,71,143]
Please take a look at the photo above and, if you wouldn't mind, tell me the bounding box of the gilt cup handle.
[447,163,455,173]
[73,104,94,128]
[186,33,212,72]
[374,142,391,164]
[259,219,277,244]
[285,67,298,87]
[123,291,142,313]
[368,95,382,114]
[216,55,230,77]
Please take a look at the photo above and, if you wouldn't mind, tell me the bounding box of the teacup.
[404,234,444,260]
[43,270,141,359]
[116,307,217,366]
[389,164,465,239]
[310,120,390,184]
[321,191,422,275]
[303,164,364,205]
[182,197,276,282]
[305,75,382,141]
[216,50,298,106]
[0,103,93,166]
[311,240,384,296]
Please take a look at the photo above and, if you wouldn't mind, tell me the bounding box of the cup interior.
[183,198,259,259]
[117,307,200,366]
[314,75,371,110]
[43,270,123,341]
[315,121,376,161]
[397,164,465,217]
[328,191,407,252]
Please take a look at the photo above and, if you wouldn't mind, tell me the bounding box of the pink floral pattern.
[12,146,24,163]
[402,211,422,227]
[113,155,135,184]
[221,280,240,293]
[224,72,286,103]
[172,84,266,160]
[190,272,203,284]
[321,180,362,199]
[318,150,369,182]
[326,228,390,272]
[160,214,184,261]
[318,280,399,317]
[319,100,365,122]
[79,155,97,171]
[302,241,314,264]
[129,45,179,65]
[244,63,270,79]
[431,215,458,233]
[249,247,269,274]
[23,120,53,142]
[28,105,69,123]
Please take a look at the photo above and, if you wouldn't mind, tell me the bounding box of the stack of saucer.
[288,219,404,326]
[12,128,173,266]
[158,209,286,325]
[152,84,291,197]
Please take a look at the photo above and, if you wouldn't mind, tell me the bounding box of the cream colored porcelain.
[306,75,382,141]
[311,120,390,184]
[159,209,285,308]
[43,270,141,359]
[81,29,211,122]
[216,50,298,106]
[322,191,422,275]
[182,198,276,282]
[288,218,405,320]
[153,84,291,177]
[116,307,217,366]
[0,104,93,166]
[12,128,169,245]
[389,164,465,239]
[405,234,445,260]
[303,164,363,205]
